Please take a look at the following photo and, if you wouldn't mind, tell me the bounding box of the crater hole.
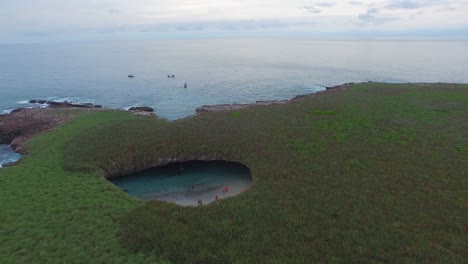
[109,160,252,206]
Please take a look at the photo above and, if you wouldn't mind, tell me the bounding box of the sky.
[1,0,468,43]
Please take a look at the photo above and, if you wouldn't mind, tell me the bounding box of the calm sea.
[1,38,467,120]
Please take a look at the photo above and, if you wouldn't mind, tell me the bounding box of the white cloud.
[303,5,322,14]
[0,0,467,43]
[108,9,122,14]
[358,8,398,25]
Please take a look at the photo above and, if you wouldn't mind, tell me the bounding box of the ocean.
[1,38,468,167]
[1,38,467,120]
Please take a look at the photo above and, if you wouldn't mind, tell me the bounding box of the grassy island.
[0,83,467,263]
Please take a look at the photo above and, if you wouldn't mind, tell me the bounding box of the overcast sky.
[1,0,468,43]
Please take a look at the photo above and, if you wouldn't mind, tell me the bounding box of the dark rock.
[29,99,101,109]
[11,108,26,114]
[1,161,18,167]
[47,101,70,108]
[291,94,312,100]
[0,131,20,145]
[29,99,48,104]
[128,106,154,112]
[255,100,288,104]
[326,82,354,90]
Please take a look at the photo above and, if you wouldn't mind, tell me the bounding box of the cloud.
[348,1,363,6]
[303,5,321,14]
[108,8,122,14]
[316,3,335,8]
[386,0,424,9]
[302,1,336,14]
[438,6,456,12]
[384,0,457,10]
[143,19,303,32]
[2,0,468,43]
[358,8,398,25]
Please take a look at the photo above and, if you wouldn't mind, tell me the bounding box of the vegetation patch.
[456,146,468,153]
[1,83,467,263]
[311,110,336,115]
[231,111,241,118]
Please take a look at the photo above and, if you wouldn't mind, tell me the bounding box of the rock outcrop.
[0,107,102,153]
[29,99,102,109]
[196,83,354,114]
[128,106,154,112]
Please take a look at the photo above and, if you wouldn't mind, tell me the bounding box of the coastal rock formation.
[1,83,354,154]
[196,83,354,114]
[29,99,102,109]
[128,106,154,112]
[0,107,102,153]
[325,82,355,90]
[195,100,289,113]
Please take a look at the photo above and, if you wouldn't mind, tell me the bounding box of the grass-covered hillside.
[1,83,467,263]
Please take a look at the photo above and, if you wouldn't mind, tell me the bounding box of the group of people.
[196,186,229,206]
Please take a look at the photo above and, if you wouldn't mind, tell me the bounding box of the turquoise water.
[109,161,252,206]
[1,39,467,119]
[0,145,22,168]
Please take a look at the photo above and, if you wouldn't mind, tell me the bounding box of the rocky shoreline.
[0,100,155,154]
[1,83,352,155]
[195,83,353,113]
[0,107,102,154]
[28,99,103,109]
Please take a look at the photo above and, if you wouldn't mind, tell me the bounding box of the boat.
[128,74,134,78]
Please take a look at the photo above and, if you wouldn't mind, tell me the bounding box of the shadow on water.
[109,160,252,206]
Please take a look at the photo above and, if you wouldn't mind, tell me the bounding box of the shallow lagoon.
[0,145,22,168]
[110,161,252,206]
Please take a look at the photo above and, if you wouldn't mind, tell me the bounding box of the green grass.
[1,83,467,263]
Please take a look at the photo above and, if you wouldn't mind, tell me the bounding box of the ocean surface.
[1,38,467,120]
